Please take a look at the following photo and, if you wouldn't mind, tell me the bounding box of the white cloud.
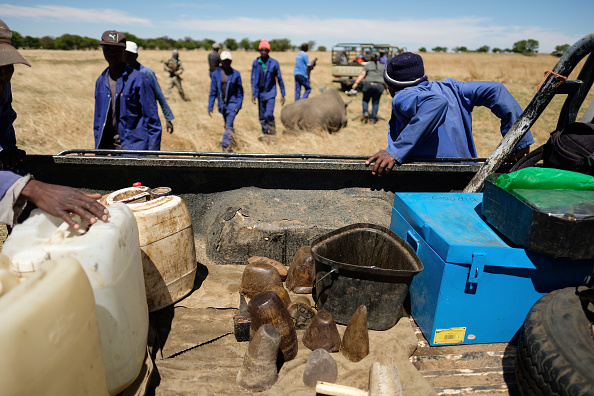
[166,15,582,52]
[0,4,153,27]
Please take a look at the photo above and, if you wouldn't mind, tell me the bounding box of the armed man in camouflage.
[163,49,188,101]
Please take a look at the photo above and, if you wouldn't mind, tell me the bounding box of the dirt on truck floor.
[145,263,520,395]
[146,263,438,395]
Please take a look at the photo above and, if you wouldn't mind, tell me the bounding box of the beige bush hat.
[0,19,31,67]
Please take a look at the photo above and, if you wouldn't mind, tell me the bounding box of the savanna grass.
[10,49,593,158]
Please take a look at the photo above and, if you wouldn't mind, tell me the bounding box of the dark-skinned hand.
[365,150,398,176]
[166,121,174,134]
[20,180,109,229]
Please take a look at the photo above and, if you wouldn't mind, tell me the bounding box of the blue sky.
[1,1,592,52]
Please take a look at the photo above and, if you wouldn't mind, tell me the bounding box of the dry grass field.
[10,49,594,158]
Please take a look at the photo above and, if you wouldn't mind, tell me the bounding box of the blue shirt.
[251,57,286,100]
[208,68,244,113]
[93,65,162,151]
[294,51,310,77]
[136,64,174,122]
[0,83,22,200]
[386,79,534,163]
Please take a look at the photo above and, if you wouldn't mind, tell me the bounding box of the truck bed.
[20,153,520,395]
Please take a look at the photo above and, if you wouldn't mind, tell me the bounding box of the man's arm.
[275,60,286,103]
[174,61,184,76]
[20,179,108,229]
[138,74,162,151]
[0,171,108,229]
[460,81,534,150]
[307,57,317,78]
[236,72,244,110]
[144,69,174,122]
[250,60,259,102]
[208,72,218,114]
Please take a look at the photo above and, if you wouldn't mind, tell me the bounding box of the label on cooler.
[434,327,466,344]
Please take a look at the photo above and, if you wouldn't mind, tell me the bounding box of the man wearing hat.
[0,19,108,229]
[208,43,222,74]
[125,41,174,134]
[366,52,534,176]
[208,51,244,152]
[250,39,285,138]
[163,48,188,101]
[94,30,161,151]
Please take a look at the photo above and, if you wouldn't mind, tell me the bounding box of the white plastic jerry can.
[105,187,197,312]
[0,255,109,396]
[2,203,149,395]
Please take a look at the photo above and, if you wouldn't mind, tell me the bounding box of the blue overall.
[209,68,244,149]
[386,79,535,163]
[251,57,285,134]
[93,66,162,150]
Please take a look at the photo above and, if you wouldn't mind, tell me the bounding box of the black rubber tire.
[516,287,594,396]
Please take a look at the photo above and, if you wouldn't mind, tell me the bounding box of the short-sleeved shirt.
[362,62,385,84]
[294,51,310,77]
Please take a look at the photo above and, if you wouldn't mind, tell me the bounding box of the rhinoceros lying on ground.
[281,88,348,133]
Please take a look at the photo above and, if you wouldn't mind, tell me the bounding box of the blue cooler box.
[390,192,593,346]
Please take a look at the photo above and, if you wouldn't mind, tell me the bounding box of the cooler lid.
[393,192,535,268]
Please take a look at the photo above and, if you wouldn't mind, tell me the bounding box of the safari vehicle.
[331,43,401,91]
[3,35,594,395]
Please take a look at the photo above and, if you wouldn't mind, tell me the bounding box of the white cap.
[220,51,232,61]
[125,41,138,54]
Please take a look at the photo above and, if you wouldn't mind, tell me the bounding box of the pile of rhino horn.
[235,248,371,392]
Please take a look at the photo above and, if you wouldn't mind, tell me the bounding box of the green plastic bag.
[494,168,594,192]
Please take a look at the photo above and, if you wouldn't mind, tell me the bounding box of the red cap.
[133,182,142,187]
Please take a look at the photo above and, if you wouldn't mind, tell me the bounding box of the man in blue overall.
[366,52,534,176]
[125,41,174,134]
[251,39,285,138]
[209,51,244,152]
[0,19,107,229]
[94,30,161,151]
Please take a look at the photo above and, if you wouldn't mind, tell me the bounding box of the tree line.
[11,32,570,57]
[421,39,571,57]
[11,31,324,52]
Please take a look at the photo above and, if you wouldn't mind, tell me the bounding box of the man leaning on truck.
[366,52,534,176]
[0,19,108,229]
